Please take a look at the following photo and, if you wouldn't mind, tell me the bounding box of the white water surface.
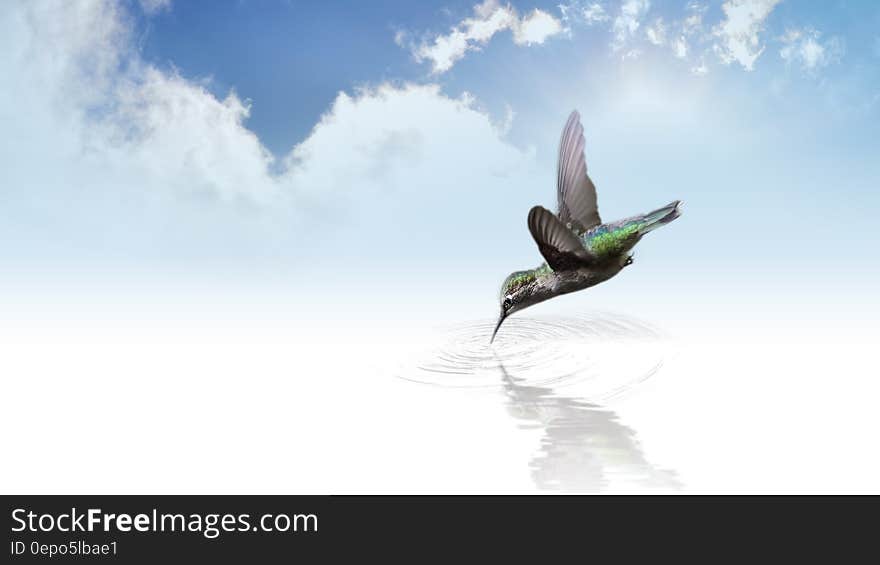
[1,281,878,494]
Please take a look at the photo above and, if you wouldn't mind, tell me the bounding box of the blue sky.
[1,0,879,304]
[135,0,880,155]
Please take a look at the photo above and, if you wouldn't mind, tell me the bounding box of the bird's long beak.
[490,312,507,344]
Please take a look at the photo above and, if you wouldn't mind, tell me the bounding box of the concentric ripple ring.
[397,311,669,400]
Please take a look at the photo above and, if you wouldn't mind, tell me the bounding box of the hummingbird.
[491,110,682,342]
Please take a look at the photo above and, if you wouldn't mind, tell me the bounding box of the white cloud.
[712,0,781,71]
[514,8,563,45]
[2,0,277,206]
[282,83,530,203]
[672,36,688,58]
[645,17,666,46]
[612,0,651,51]
[559,1,610,27]
[779,28,844,73]
[411,0,796,75]
[393,29,408,47]
[677,2,706,50]
[683,1,707,34]
[614,2,708,64]
[582,3,610,24]
[412,0,563,74]
[415,30,472,74]
[409,0,832,77]
[2,0,534,264]
[106,69,279,204]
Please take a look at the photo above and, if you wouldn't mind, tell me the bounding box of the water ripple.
[398,312,667,401]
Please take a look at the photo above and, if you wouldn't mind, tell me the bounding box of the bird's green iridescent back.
[582,221,642,258]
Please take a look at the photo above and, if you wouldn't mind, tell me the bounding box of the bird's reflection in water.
[498,360,680,492]
[399,313,681,492]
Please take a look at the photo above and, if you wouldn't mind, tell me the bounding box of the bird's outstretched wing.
[557,110,601,233]
[527,206,595,271]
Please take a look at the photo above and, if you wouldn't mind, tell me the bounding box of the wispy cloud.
[582,2,611,24]
[682,1,706,36]
[400,0,846,78]
[559,1,611,28]
[611,0,651,51]
[672,36,688,58]
[645,17,666,46]
[691,57,708,75]
[410,0,563,74]
[712,0,781,71]
[139,0,171,15]
[779,28,844,73]
[673,2,706,61]
[636,3,708,68]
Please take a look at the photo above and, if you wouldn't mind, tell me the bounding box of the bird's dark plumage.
[527,205,594,271]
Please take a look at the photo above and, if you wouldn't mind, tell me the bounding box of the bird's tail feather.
[639,200,682,235]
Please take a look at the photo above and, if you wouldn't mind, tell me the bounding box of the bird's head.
[491,270,539,343]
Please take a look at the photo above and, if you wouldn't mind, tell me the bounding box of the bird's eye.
[503,298,512,310]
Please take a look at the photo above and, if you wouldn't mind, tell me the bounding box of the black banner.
[2,496,876,562]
